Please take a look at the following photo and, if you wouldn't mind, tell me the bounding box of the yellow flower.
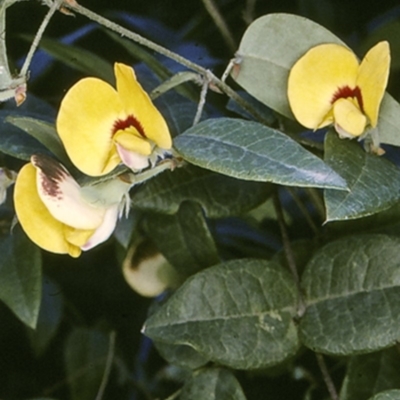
[14,154,131,258]
[57,63,172,177]
[288,41,390,138]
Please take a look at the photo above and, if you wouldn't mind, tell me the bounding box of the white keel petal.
[81,204,120,251]
[32,154,105,230]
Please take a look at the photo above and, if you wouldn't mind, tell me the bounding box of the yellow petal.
[57,77,124,176]
[64,225,95,248]
[288,44,359,129]
[333,98,367,137]
[356,41,390,127]
[114,63,172,149]
[113,128,152,155]
[14,163,81,257]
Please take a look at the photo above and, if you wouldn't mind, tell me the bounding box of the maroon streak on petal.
[112,115,146,138]
[331,86,364,112]
[31,154,69,200]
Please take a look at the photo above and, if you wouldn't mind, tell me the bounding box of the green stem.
[273,192,306,317]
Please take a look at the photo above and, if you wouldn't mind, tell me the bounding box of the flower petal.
[32,154,105,230]
[333,98,367,137]
[114,63,172,149]
[81,203,119,251]
[57,77,124,176]
[356,41,390,127]
[288,44,359,129]
[14,163,81,257]
[116,144,151,171]
[113,129,152,155]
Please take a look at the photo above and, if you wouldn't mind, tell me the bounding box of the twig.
[201,0,236,52]
[273,192,306,317]
[193,74,209,125]
[20,0,62,77]
[316,353,339,400]
[60,1,272,126]
[243,0,257,25]
[286,187,319,234]
[95,331,117,400]
[306,187,326,221]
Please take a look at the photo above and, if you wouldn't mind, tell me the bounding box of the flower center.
[331,86,364,112]
[112,115,146,137]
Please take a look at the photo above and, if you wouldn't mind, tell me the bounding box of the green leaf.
[21,35,114,83]
[324,131,400,222]
[154,341,209,370]
[143,259,300,369]
[340,347,400,400]
[27,279,63,357]
[64,328,110,400]
[0,227,42,328]
[180,368,247,400]
[142,201,220,276]
[0,111,50,160]
[368,390,400,400]
[376,95,400,147]
[232,13,400,147]
[299,234,400,355]
[233,13,343,119]
[174,118,347,189]
[6,115,70,165]
[133,164,273,218]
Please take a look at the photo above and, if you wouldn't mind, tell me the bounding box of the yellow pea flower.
[57,63,172,177]
[288,41,390,138]
[14,154,131,258]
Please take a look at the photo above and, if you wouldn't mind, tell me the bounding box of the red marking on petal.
[112,115,146,138]
[331,86,364,112]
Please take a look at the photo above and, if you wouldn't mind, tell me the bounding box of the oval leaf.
[174,118,347,189]
[133,164,273,218]
[300,234,400,355]
[324,131,400,222]
[64,328,110,400]
[0,227,42,328]
[143,259,300,369]
[142,201,220,276]
[369,390,400,400]
[180,368,247,400]
[340,348,400,400]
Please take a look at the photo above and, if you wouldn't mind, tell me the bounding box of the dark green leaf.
[0,227,42,328]
[174,118,347,189]
[300,234,400,355]
[143,259,300,369]
[27,279,63,357]
[368,390,400,400]
[324,132,400,221]
[340,347,400,400]
[154,341,209,370]
[6,115,70,165]
[142,201,220,276]
[64,328,110,400]
[180,368,247,400]
[0,111,50,160]
[21,35,114,82]
[133,164,273,218]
